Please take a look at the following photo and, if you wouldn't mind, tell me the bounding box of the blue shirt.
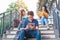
[22,17,28,21]
[22,16,28,22]
[22,19,39,28]
[18,17,28,30]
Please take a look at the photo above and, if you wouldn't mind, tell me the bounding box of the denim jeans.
[18,23,22,30]
[20,30,41,40]
[40,16,48,27]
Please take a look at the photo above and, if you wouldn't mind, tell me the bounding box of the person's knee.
[20,30,24,35]
[36,30,41,38]
[36,30,41,35]
[41,16,45,19]
[18,23,21,29]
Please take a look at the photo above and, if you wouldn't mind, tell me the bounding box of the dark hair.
[20,9,25,21]
[42,5,49,14]
[27,11,34,16]
[20,9,25,16]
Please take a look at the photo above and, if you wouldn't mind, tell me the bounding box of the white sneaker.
[47,27,50,30]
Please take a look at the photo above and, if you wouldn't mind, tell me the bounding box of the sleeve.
[20,15,22,21]
[44,12,48,18]
[22,20,27,28]
[35,20,39,27]
[38,11,41,18]
[38,11,40,17]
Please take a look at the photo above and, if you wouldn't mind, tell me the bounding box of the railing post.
[57,11,60,37]
[53,8,60,38]
[10,11,12,28]
[1,13,5,37]
[0,9,20,38]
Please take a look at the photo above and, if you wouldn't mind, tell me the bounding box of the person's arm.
[20,20,30,30]
[20,20,27,30]
[38,11,41,19]
[22,20,26,28]
[38,12,40,18]
[35,20,39,30]
[44,12,49,18]
[20,15,22,23]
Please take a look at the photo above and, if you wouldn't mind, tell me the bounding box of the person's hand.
[20,28,25,30]
[36,27,39,30]
[20,21,22,23]
[25,25,29,30]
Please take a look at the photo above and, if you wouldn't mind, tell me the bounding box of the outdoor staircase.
[2,25,56,40]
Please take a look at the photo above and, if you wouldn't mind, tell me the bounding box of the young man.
[20,11,41,40]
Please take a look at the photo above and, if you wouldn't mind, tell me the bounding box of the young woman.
[18,9,28,30]
[38,5,49,30]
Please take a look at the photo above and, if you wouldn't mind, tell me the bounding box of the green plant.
[6,3,20,12]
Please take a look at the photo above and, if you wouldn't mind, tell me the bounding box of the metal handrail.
[51,7,60,38]
[0,9,20,37]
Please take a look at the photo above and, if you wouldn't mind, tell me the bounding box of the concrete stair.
[2,25,56,40]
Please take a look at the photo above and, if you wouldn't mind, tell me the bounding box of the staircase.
[2,24,56,40]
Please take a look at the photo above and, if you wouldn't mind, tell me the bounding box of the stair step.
[41,35,55,38]
[39,28,53,30]
[10,31,17,34]
[2,38,13,40]
[40,29,53,31]
[10,28,54,31]
[42,38,60,40]
[6,30,54,36]
[27,38,59,40]
[41,31,54,33]
[39,26,53,28]
[11,29,53,31]
[13,28,18,30]
[3,38,60,40]
[7,35,15,38]
[41,33,54,35]
[6,34,55,39]
[39,25,53,27]
[12,27,53,31]
[6,33,54,35]
[9,30,54,34]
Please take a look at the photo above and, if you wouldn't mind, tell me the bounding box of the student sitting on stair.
[20,11,41,40]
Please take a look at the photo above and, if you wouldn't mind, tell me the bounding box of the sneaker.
[47,27,50,30]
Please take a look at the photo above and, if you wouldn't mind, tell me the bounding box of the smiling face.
[42,6,45,12]
[28,15,33,20]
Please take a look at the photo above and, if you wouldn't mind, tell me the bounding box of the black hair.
[42,5,49,14]
[27,11,34,16]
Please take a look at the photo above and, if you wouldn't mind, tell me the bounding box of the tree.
[37,0,46,11]
[37,0,55,11]
[6,0,28,13]
[16,0,28,11]
[6,3,20,12]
